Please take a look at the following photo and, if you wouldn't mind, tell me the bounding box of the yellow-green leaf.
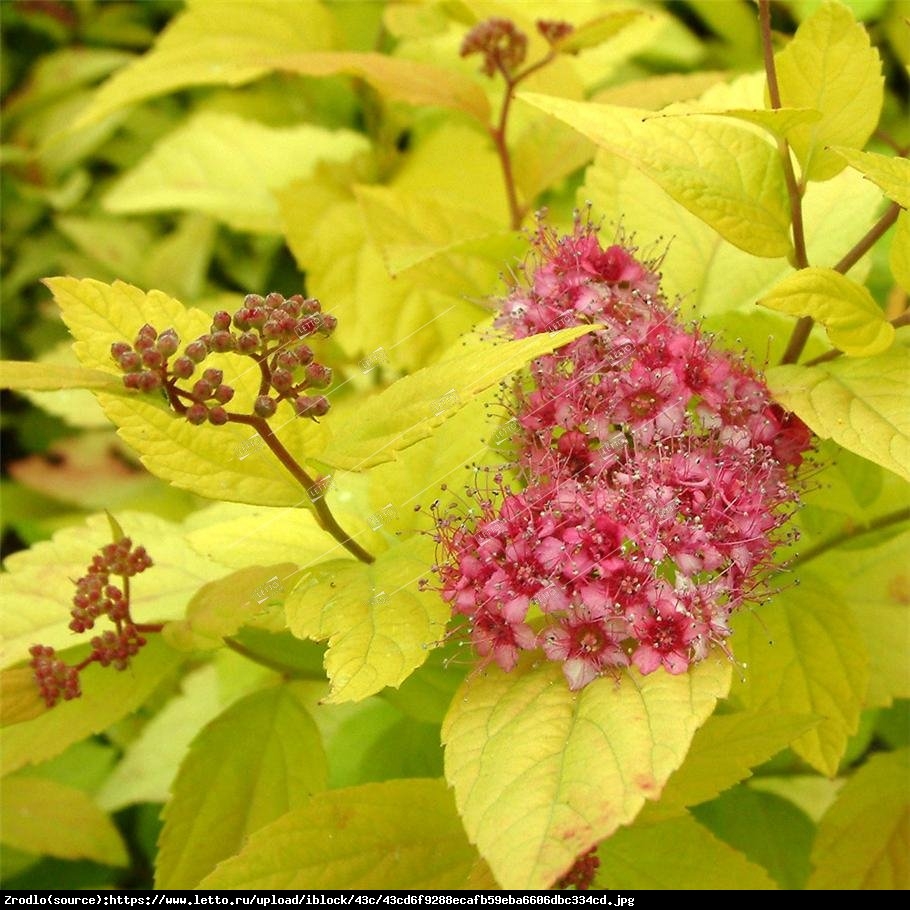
[0,777,128,866]
[830,147,910,209]
[597,812,777,889]
[164,563,298,651]
[318,324,598,471]
[649,711,820,819]
[156,682,328,889]
[521,93,791,258]
[1,636,182,776]
[0,668,49,728]
[891,210,910,292]
[750,775,844,823]
[553,10,642,54]
[808,748,909,888]
[730,573,869,776]
[583,145,883,318]
[693,785,814,889]
[104,113,368,234]
[759,267,894,356]
[268,51,490,124]
[97,663,226,811]
[74,0,337,128]
[354,184,508,276]
[810,529,910,708]
[285,539,448,703]
[43,276,329,506]
[442,657,731,890]
[182,501,363,571]
[767,340,910,482]
[775,0,884,182]
[655,107,823,143]
[366,393,503,534]
[201,778,490,890]
[0,361,130,395]
[0,511,228,669]
[279,123,506,371]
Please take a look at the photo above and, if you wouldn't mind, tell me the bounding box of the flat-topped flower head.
[433,215,812,689]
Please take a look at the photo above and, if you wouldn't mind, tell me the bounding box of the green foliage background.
[1,0,908,891]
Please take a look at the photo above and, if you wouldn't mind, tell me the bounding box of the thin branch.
[780,316,815,366]
[834,201,901,275]
[803,309,910,366]
[785,507,910,572]
[228,413,375,564]
[223,636,314,678]
[759,1,809,270]
[491,51,557,230]
[760,0,816,367]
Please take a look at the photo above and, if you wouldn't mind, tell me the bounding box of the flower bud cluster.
[29,537,154,707]
[111,293,335,425]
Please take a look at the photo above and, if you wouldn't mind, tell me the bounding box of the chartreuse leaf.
[164,562,298,651]
[891,211,910,292]
[552,10,642,53]
[182,500,370,571]
[442,656,731,890]
[1,637,181,776]
[0,777,128,866]
[0,361,129,395]
[520,93,791,258]
[830,147,910,209]
[0,511,227,668]
[15,343,111,430]
[596,811,777,890]
[730,572,869,776]
[42,277,329,506]
[323,699,443,787]
[279,123,506,371]
[319,324,598,471]
[759,267,894,356]
[73,0,337,128]
[775,0,884,182]
[284,538,448,703]
[353,184,507,276]
[750,775,844,823]
[811,529,910,708]
[693,785,815,889]
[767,339,910,483]
[647,711,819,820]
[97,664,226,810]
[655,107,822,143]
[200,778,490,889]
[366,393,503,534]
[267,52,490,124]
[583,144,883,318]
[104,113,369,234]
[0,668,48,728]
[808,748,910,888]
[155,682,327,889]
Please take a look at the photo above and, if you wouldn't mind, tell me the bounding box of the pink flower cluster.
[432,218,811,689]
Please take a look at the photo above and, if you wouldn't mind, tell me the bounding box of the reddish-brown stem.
[834,201,901,275]
[785,507,910,571]
[223,636,317,678]
[783,198,902,367]
[133,622,165,634]
[227,412,375,564]
[759,0,815,366]
[803,309,910,366]
[491,52,557,229]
